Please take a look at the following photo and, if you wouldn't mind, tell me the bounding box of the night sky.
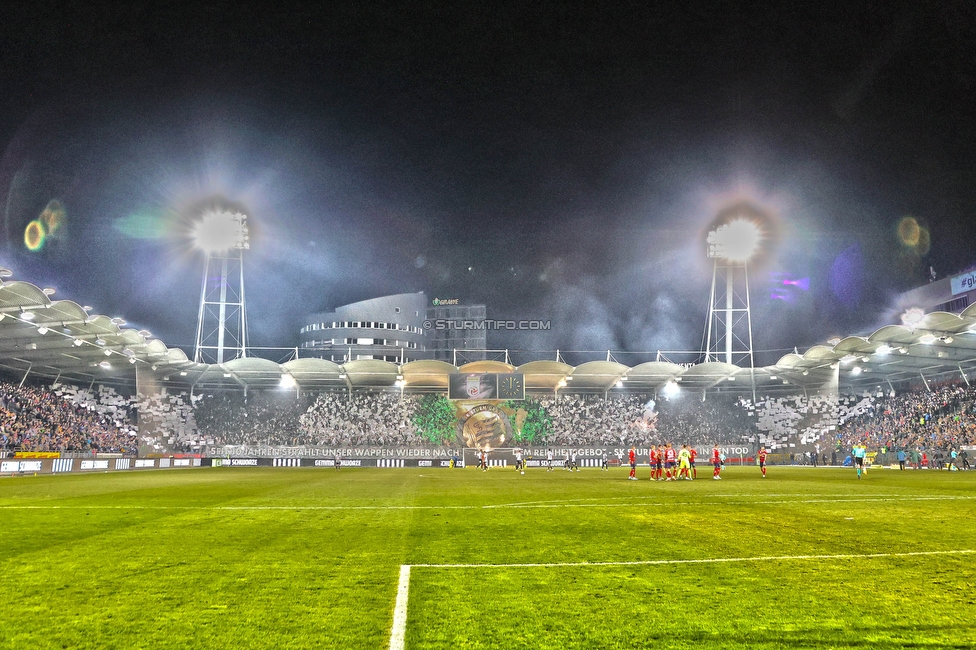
[1,3,973,365]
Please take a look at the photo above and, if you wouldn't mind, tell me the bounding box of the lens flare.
[897,216,920,247]
[114,213,171,239]
[916,227,931,255]
[39,200,66,235]
[24,220,46,251]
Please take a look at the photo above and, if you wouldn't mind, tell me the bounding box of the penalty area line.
[389,565,411,650]
[389,549,975,647]
[410,548,976,570]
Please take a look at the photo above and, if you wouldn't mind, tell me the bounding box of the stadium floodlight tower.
[704,216,759,372]
[192,209,250,364]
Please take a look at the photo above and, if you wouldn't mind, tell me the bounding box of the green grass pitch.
[2,465,975,649]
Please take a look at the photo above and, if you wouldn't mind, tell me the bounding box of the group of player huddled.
[626,443,727,481]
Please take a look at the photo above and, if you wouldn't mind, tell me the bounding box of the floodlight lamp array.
[706,219,762,262]
[192,210,251,254]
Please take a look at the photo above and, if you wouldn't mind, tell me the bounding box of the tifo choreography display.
[1,379,975,467]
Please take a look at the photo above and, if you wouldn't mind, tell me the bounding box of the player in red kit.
[712,444,722,479]
[689,447,697,479]
[628,446,637,480]
[758,447,768,478]
[664,444,677,481]
[649,446,661,481]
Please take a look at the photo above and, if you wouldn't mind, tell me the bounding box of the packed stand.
[299,392,420,447]
[744,393,878,452]
[536,394,756,447]
[836,382,976,457]
[192,392,315,448]
[0,381,137,455]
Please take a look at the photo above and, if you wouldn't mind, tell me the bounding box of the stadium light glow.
[280,373,297,389]
[875,344,892,355]
[919,334,936,345]
[191,210,250,254]
[901,308,925,328]
[851,366,863,375]
[706,219,762,262]
[662,379,680,396]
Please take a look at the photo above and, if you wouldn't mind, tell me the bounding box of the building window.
[935,296,969,313]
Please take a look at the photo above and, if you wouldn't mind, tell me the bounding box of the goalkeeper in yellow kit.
[677,444,693,480]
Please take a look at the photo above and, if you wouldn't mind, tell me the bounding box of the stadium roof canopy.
[2,278,976,397]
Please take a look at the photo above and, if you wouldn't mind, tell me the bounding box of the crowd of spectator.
[744,393,878,451]
[7,376,976,457]
[536,394,754,447]
[836,382,976,455]
[0,381,137,454]
[191,392,314,448]
[299,392,419,447]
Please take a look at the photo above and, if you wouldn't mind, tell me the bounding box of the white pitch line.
[1,495,974,511]
[389,565,411,650]
[486,495,976,509]
[409,548,976,569]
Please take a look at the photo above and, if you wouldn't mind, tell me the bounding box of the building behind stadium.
[896,266,976,315]
[298,292,486,362]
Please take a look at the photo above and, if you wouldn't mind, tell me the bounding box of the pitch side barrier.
[204,457,463,468]
[462,446,757,468]
[1,455,465,475]
[4,445,760,476]
[0,456,201,476]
